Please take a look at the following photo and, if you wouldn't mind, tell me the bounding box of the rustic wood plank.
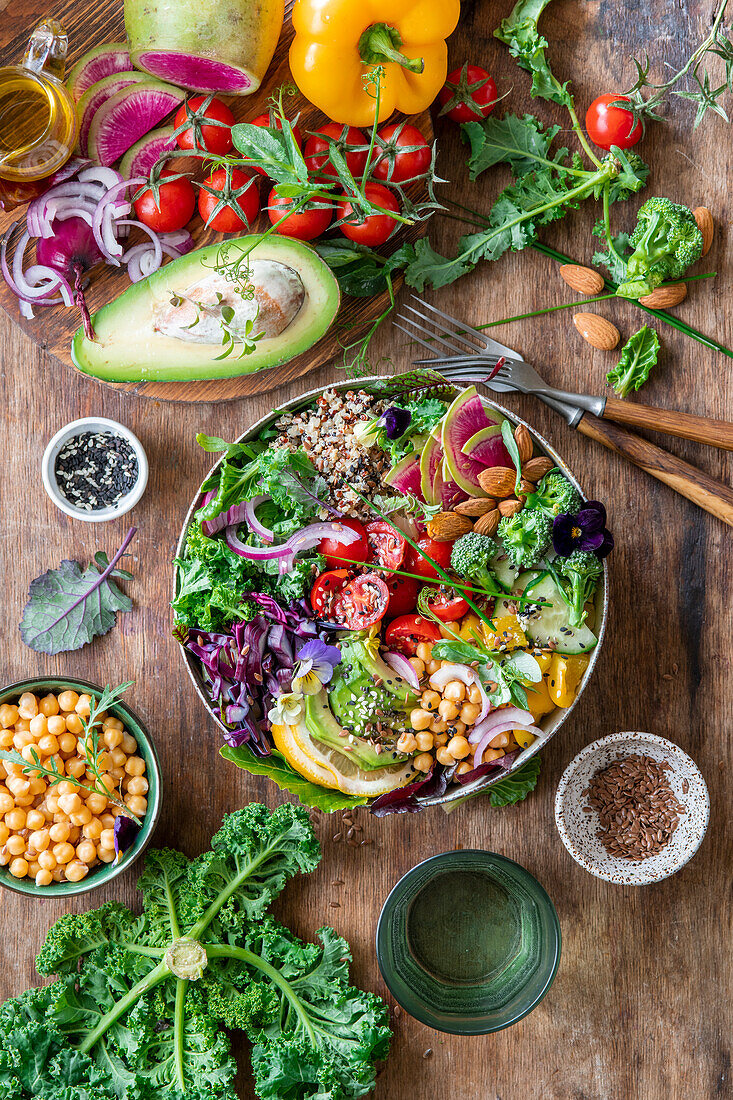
[0,1,731,1099]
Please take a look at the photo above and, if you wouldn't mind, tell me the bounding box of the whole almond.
[522,456,554,481]
[426,511,473,541]
[573,313,620,351]
[693,206,713,256]
[474,509,501,536]
[455,496,496,516]
[477,467,516,498]
[517,478,535,501]
[559,263,605,296]
[498,499,523,518]
[638,283,687,308]
[514,423,533,464]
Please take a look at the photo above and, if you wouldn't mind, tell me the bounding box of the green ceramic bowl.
[376,850,561,1034]
[0,677,162,899]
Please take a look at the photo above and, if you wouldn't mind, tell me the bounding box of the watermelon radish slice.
[420,429,444,504]
[384,452,424,500]
[76,73,147,157]
[132,53,255,94]
[462,426,513,469]
[120,127,177,179]
[88,80,186,167]
[442,386,507,495]
[66,44,132,102]
[441,464,469,511]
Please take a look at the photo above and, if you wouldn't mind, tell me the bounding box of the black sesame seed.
[54,431,138,511]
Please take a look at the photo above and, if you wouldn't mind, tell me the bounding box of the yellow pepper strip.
[524,678,555,723]
[290,0,461,127]
[546,653,591,708]
[481,614,527,652]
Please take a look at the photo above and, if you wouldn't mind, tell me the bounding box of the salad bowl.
[174,372,609,811]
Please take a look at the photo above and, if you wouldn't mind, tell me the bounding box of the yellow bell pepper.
[290,0,461,127]
[481,614,527,652]
[529,648,553,674]
[458,612,481,641]
[546,653,590,708]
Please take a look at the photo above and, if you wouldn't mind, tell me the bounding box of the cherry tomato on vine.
[438,63,499,123]
[310,569,350,616]
[318,518,368,569]
[384,575,419,618]
[332,573,390,630]
[365,520,406,571]
[267,186,333,240]
[404,536,453,582]
[585,93,642,150]
[384,614,441,656]
[174,95,234,155]
[250,112,303,176]
[421,585,474,622]
[304,123,369,179]
[371,123,431,183]
[198,167,259,232]
[134,170,196,233]
[337,182,401,247]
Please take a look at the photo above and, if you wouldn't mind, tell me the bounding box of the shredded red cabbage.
[370,752,519,816]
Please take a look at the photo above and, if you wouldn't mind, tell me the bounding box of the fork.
[394,297,733,528]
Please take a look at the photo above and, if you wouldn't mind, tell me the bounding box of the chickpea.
[65,861,89,882]
[45,794,60,814]
[5,807,26,831]
[18,693,39,720]
[83,818,103,841]
[86,792,108,814]
[29,714,48,738]
[74,694,92,717]
[14,718,31,733]
[21,745,41,766]
[415,642,433,664]
[109,748,126,768]
[25,808,45,831]
[15,794,34,808]
[438,699,460,722]
[6,777,29,798]
[446,735,471,760]
[0,824,8,846]
[100,813,116,830]
[0,704,19,728]
[449,720,467,737]
[103,716,124,732]
[440,620,462,639]
[35,869,53,887]
[68,825,81,845]
[97,774,117,796]
[430,717,449,734]
[9,857,29,878]
[0,850,10,866]
[455,761,473,776]
[0,730,13,750]
[468,684,483,706]
[66,758,86,779]
[0,793,13,815]
[49,821,71,844]
[6,835,25,856]
[420,690,441,713]
[109,767,126,782]
[47,715,66,738]
[443,679,467,703]
[58,690,79,713]
[38,850,56,871]
[489,732,510,749]
[409,656,425,677]
[413,752,434,773]
[426,659,441,675]
[415,731,434,752]
[396,732,417,754]
[76,840,97,864]
[410,708,433,732]
[97,847,116,864]
[120,733,137,755]
[64,713,84,735]
[58,732,77,754]
[99,829,116,851]
[103,727,124,750]
[29,829,50,852]
[435,733,449,746]
[29,777,46,796]
[53,842,75,865]
[125,795,147,817]
[70,806,93,827]
[58,793,82,816]
[436,746,455,766]
[13,730,34,751]
[52,869,65,882]
[459,702,481,726]
[126,776,148,797]
[479,747,504,765]
[37,733,60,757]
[124,756,146,777]
[39,694,60,718]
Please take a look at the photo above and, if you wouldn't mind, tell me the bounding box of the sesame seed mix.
[54,431,139,512]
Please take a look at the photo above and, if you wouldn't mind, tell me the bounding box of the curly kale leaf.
[606,326,660,397]
[463,114,566,179]
[494,0,574,108]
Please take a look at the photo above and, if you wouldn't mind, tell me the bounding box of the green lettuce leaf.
[220,745,368,813]
[606,325,660,397]
[488,756,542,806]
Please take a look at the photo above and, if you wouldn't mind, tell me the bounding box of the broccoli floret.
[526,469,582,517]
[616,197,703,298]
[497,509,553,571]
[450,531,498,589]
[555,550,604,627]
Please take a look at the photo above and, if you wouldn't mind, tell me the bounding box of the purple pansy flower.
[113,814,141,862]
[382,405,411,439]
[553,501,614,558]
[291,639,341,695]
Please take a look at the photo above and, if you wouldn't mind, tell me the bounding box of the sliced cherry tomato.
[267,186,333,240]
[198,167,260,232]
[133,170,196,233]
[385,575,419,617]
[422,585,472,622]
[365,520,406,571]
[174,95,234,155]
[371,123,431,183]
[332,573,390,630]
[585,93,642,151]
[310,568,350,617]
[250,112,303,176]
[304,123,368,179]
[438,63,499,124]
[404,536,453,582]
[384,614,441,656]
[318,518,368,569]
[337,182,400,247]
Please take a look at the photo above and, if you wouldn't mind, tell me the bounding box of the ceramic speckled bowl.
[555,732,709,886]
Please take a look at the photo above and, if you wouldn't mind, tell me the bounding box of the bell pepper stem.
[358,23,424,73]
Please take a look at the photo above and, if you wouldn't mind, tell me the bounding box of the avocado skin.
[304,693,407,772]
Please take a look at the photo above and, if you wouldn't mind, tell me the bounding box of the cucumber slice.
[503,571,598,655]
[489,550,518,591]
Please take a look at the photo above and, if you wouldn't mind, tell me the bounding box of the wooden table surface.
[0,2,731,1098]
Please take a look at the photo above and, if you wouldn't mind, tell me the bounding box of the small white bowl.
[42,417,148,523]
[555,732,709,886]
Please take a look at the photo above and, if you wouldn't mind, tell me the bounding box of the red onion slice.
[284,522,361,555]
[92,178,145,263]
[244,496,274,544]
[383,651,420,692]
[224,525,293,561]
[472,720,543,768]
[467,706,535,745]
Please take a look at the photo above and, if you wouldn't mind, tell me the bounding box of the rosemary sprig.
[0,682,142,826]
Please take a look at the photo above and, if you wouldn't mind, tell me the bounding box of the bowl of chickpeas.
[0,678,161,897]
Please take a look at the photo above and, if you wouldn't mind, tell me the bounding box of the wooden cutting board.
[0,0,431,402]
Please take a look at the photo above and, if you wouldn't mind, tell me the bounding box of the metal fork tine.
[410,295,519,358]
[392,321,446,358]
[402,303,484,356]
[394,313,468,358]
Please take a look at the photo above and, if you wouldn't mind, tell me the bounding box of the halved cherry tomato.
[404,536,453,582]
[585,93,642,151]
[267,186,333,240]
[438,64,499,124]
[337,182,400,247]
[384,614,442,656]
[422,585,472,622]
[318,518,368,569]
[332,573,390,630]
[385,575,419,618]
[198,167,259,232]
[134,170,196,233]
[304,123,368,179]
[366,520,406,571]
[174,95,234,155]
[310,569,350,617]
[371,123,431,183]
[250,112,304,176]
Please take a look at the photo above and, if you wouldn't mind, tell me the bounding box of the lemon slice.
[270,723,340,789]
[289,720,415,797]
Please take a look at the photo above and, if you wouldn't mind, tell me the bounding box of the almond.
[638,283,687,309]
[477,467,516,498]
[474,509,501,536]
[514,423,533,464]
[522,456,554,481]
[693,206,713,256]
[573,313,620,351]
[426,511,473,541]
[559,263,605,296]
[455,496,496,517]
[498,499,523,518]
[517,478,535,502]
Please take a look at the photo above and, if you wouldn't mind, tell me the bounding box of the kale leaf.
[606,325,661,397]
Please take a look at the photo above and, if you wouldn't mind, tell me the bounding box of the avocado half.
[71,235,340,382]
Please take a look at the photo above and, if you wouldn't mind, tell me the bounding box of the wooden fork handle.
[603,396,733,451]
[577,414,733,527]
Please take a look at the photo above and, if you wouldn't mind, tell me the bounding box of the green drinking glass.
[376,850,561,1034]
